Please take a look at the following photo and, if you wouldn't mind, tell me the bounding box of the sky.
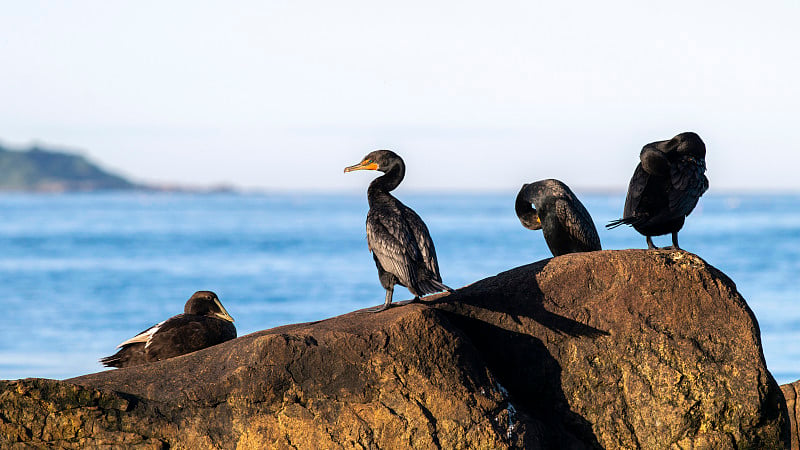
[1,1,799,192]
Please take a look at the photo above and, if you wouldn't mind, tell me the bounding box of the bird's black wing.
[623,163,650,219]
[366,206,423,289]
[145,315,234,361]
[100,319,165,368]
[555,198,602,251]
[669,156,709,217]
[398,203,442,281]
[607,164,651,229]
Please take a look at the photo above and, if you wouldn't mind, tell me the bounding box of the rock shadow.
[430,260,607,447]
[443,313,602,449]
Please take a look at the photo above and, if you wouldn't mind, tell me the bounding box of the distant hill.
[0,144,141,192]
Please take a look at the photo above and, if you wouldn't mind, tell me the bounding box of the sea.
[1,192,798,384]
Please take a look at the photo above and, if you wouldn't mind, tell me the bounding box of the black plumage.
[345,150,452,312]
[607,132,709,249]
[515,179,601,256]
[100,291,236,368]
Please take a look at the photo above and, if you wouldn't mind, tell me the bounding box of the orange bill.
[344,160,379,173]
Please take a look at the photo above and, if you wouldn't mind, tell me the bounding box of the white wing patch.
[117,320,165,349]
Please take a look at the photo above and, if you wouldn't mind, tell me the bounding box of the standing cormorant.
[515,179,601,256]
[344,150,452,312]
[100,291,236,368]
[606,132,709,249]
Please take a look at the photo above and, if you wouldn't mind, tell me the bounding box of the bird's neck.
[515,199,541,231]
[367,164,404,206]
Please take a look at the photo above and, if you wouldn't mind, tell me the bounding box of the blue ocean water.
[0,192,798,384]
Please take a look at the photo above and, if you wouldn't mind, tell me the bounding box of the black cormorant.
[606,132,709,249]
[344,150,452,312]
[100,291,236,368]
[515,179,601,256]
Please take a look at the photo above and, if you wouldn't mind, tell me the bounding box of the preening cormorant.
[100,291,236,368]
[515,179,601,256]
[344,150,452,312]
[606,132,709,249]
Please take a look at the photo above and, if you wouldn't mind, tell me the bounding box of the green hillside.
[0,144,140,192]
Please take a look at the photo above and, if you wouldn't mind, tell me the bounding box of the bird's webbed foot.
[364,303,394,313]
[646,236,658,249]
[361,288,394,313]
[406,296,422,304]
[660,233,682,250]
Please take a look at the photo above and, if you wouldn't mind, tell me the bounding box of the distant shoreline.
[0,143,243,194]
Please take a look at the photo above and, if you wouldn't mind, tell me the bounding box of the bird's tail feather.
[605,217,631,229]
[99,353,123,368]
[606,215,646,229]
[99,344,146,368]
[421,278,455,294]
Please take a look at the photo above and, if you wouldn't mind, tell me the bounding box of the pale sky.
[2,1,798,191]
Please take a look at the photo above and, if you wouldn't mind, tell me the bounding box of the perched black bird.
[607,132,709,249]
[515,179,601,256]
[100,291,236,368]
[344,150,452,312]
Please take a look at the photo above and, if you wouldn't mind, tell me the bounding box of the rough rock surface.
[781,380,800,450]
[0,249,789,449]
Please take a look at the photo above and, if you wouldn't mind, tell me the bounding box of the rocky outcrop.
[0,250,789,449]
[781,380,800,450]
[0,144,139,192]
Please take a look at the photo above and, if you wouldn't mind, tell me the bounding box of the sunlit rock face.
[0,249,789,449]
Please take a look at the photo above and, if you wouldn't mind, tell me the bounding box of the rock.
[781,380,800,450]
[0,250,789,449]
[0,378,167,449]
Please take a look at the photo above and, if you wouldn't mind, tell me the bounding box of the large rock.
[0,250,789,449]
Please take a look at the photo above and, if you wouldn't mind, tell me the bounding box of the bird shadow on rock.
[428,259,609,338]
[440,313,603,449]
[424,259,608,447]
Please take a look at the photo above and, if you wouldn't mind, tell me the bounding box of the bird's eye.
[367,159,373,164]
